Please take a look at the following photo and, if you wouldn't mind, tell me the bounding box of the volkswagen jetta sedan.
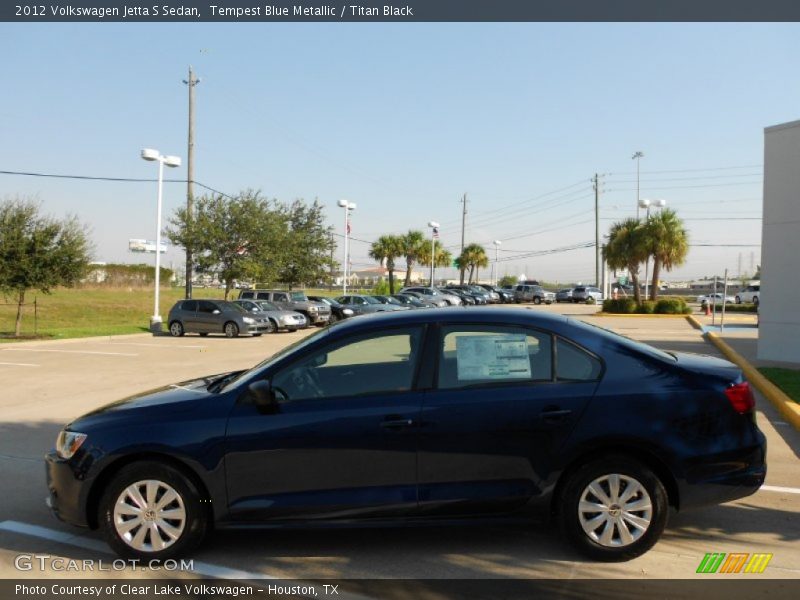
[46,308,765,562]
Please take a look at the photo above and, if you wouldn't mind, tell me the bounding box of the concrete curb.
[705,332,800,432]
[0,332,153,348]
[594,313,693,318]
[685,315,704,330]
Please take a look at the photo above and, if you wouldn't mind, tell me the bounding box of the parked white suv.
[735,284,760,306]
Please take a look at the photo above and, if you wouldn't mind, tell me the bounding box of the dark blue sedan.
[46,308,765,562]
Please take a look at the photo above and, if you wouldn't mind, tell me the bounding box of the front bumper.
[45,450,90,528]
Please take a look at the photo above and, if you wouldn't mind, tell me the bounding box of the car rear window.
[568,318,676,363]
[290,292,307,301]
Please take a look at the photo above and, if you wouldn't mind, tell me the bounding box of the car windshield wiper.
[206,370,246,393]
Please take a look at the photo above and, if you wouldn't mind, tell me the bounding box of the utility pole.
[593,173,601,288]
[183,66,200,299]
[459,193,467,284]
[329,232,334,291]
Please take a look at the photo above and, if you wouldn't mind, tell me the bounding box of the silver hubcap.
[113,480,186,552]
[170,323,181,335]
[226,324,236,336]
[578,473,652,548]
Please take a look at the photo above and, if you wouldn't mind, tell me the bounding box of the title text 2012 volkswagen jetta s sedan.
[46,308,766,561]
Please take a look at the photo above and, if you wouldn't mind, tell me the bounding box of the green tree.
[498,274,517,288]
[604,218,647,304]
[277,199,336,289]
[400,230,426,287]
[643,208,689,301]
[418,240,453,285]
[0,198,92,336]
[167,190,286,299]
[369,234,404,294]
[457,244,489,283]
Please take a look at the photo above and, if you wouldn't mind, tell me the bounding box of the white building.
[760,119,800,363]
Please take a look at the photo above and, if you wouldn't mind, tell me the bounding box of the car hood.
[70,372,238,429]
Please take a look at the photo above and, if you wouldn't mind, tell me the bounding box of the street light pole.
[428,221,439,286]
[141,148,181,333]
[632,151,644,219]
[338,200,356,294]
[493,240,502,285]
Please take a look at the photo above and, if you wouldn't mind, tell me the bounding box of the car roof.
[329,306,570,333]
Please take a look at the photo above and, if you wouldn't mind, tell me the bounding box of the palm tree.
[458,244,489,284]
[369,235,404,294]
[604,218,647,304]
[418,240,453,285]
[400,230,426,287]
[643,208,688,301]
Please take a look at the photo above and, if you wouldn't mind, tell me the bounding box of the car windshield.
[226,302,249,314]
[315,298,333,306]
[363,296,381,304]
[384,297,402,305]
[290,292,307,301]
[569,318,676,363]
[257,301,278,311]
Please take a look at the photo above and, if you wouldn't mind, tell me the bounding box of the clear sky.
[2,22,797,284]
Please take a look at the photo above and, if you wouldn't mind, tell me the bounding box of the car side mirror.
[252,308,259,312]
[248,380,278,414]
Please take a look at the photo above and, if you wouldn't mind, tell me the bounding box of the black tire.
[735,296,741,304]
[266,319,277,334]
[329,313,339,325]
[199,332,208,337]
[224,322,239,338]
[168,321,184,337]
[533,297,542,305]
[98,461,208,561]
[559,455,668,562]
[300,313,311,329]
[252,333,262,337]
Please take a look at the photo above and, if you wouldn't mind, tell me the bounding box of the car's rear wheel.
[735,296,742,304]
[534,297,542,305]
[99,462,208,560]
[266,319,277,334]
[224,322,239,338]
[753,296,759,306]
[199,332,208,337]
[168,321,184,337]
[559,456,668,561]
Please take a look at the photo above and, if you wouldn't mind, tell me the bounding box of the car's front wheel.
[99,461,208,560]
[559,456,668,561]
[224,322,239,338]
[168,321,184,337]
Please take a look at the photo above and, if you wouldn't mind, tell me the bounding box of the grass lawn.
[0,286,369,342]
[758,367,800,404]
[0,286,228,342]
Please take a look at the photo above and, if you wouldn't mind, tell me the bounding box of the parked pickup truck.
[237,289,331,327]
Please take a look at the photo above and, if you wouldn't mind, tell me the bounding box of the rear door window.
[198,300,217,314]
[556,338,602,382]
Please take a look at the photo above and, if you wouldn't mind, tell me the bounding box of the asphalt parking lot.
[1,304,799,581]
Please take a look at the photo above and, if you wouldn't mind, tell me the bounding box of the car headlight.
[243,317,255,324]
[56,431,87,460]
[343,308,354,315]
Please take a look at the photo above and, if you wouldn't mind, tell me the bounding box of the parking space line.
[0,361,39,367]
[761,485,800,495]
[110,342,207,349]
[2,348,138,357]
[0,520,368,595]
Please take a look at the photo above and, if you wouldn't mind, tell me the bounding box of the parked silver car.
[400,286,461,306]
[514,284,555,304]
[572,286,603,303]
[555,288,574,303]
[167,299,271,337]
[233,299,307,332]
[335,294,403,315]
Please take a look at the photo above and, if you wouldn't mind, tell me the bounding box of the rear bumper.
[678,438,767,510]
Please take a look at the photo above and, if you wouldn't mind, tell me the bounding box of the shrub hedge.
[603,297,691,315]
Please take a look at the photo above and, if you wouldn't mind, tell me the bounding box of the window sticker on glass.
[456,334,531,381]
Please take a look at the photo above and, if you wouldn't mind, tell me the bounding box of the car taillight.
[724,381,755,414]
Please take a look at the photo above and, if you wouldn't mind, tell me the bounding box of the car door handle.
[380,417,414,429]
[539,408,573,424]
